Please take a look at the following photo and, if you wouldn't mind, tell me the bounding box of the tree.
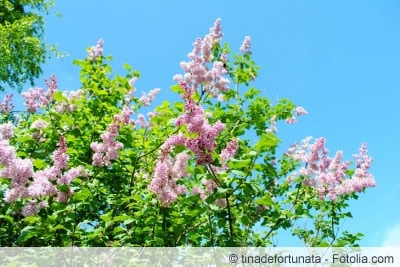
[0,0,53,92]
[0,19,375,247]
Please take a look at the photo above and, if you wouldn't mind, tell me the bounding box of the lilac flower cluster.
[90,87,138,167]
[1,136,87,216]
[286,137,376,201]
[138,88,160,106]
[149,152,191,207]
[55,89,84,114]
[220,139,239,162]
[266,106,308,133]
[266,116,277,133]
[114,105,135,126]
[0,93,14,114]
[285,106,308,124]
[191,139,239,207]
[240,36,252,54]
[136,114,147,128]
[0,122,15,140]
[150,82,232,206]
[30,119,48,142]
[90,122,123,167]
[87,39,104,61]
[21,75,58,113]
[173,18,230,97]
[176,81,225,165]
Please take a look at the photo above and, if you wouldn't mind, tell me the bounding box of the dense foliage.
[0,0,53,91]
[0,19,375,247]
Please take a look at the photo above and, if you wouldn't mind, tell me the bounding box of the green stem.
[225,194,234,240]
[264,185,303,240]
[161,206,170,247]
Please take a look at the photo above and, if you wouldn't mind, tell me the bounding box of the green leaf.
[217,219,226,228]
[228,158,251,168]
[57,184,70,193]
[124,219,135,225]
[33,158,47,169]
[255,132,280,152]
[173,144,186,154]
[240,215,250,225]
[216,187,231,195]
[53,91,67,102]
[22,216,40,224]
[16,226,36,244]
[248,151,258,156]
[0,215,14,224]
[73,188,92,202]
[250,182,263,194]
[113,215,131,222]
[170,84,183,94]
[100,211,113,223]
[256,195,273,206]
[51,224,69,232]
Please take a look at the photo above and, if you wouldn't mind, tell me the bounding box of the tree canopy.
[0,0,52,92]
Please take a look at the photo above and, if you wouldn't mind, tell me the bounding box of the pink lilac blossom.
[21,200,38,217]
[0,140,16,166]
[220,52,227,63]
[44,75,58,97]
[139,88,161,106]
[220,140,239,162]
[150,81,232,206]
[21,75,58,113]
[31,132,46,143]
[129,77,138,87]
[124,89,136,103]
[210,18,223,43]
[286,117,297,124]
[266,116,278,133]
[4,186,28,202]
[52,136,69,171]
[240,36,252,54]
[286,137,375,201]
[55,90,83,114]
[56,188,74,203]
[1,136,86,214]
[68,89,84,101]
[147,111,156,119]
[90,123,123,167]
[192,177,227,207]
[21,87,46,112]
[31,119,48,130]
[148,152,190,207]
[87,39,104,61]
[191,186,207,201]
[114,105,134,125]
[335,143,376,196]
[28,171,58,198]
[58,166,87,185]
[0,122,15,140]
[1,158,33,186]
[295,106,308,116]
[175,18,230,97]
[217,94,225,102]
[215,198,227,208]
[0,93,14,114]
[136,114,147,128]
[176,81,226,165]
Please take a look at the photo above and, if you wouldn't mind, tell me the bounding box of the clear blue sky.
[12,0,400,246]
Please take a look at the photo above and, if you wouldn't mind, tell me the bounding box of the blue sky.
[8,0,400,246]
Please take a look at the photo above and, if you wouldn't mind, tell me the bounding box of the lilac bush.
[0,19,375,247]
